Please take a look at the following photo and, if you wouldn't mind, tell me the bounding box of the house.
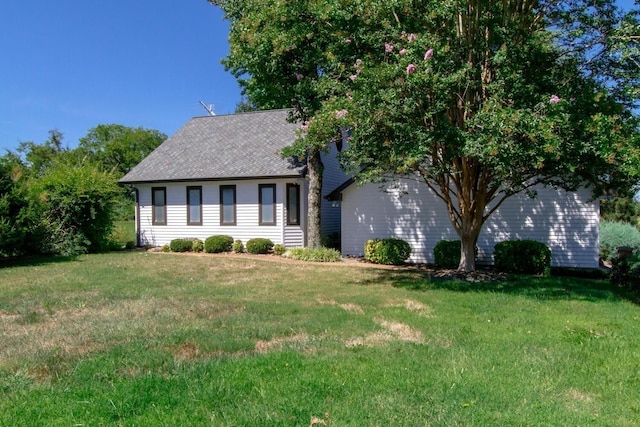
[121,108,599,268]
[119,109,347,248]
[327,177,600,268]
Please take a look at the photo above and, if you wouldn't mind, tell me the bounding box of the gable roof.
[119,109,304,184]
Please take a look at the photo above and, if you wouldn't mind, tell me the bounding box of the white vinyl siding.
[136,179,304,248]
[340,178,599,268]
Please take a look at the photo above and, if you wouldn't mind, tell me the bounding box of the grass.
[1,252,639,426]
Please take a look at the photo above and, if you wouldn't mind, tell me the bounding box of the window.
[220,185,236,225]
[152,187,167,225]
[259,184,276,225]
[286,183,300,225]
[187,186,202,225]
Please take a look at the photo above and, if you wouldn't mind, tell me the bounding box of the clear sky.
[1,1,636,154]
[0,0,242,153]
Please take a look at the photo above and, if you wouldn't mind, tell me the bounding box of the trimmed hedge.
[170,238,194,252]
[433,240,461,269]
[204,235,234,253]
[232,239,244,253]
[364,238,411,265]
[494,240,551,275]
[246,238,274,254]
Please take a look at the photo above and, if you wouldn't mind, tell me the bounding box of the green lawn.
[1,252,639,426]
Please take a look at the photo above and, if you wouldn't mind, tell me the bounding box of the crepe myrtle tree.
[298,0,640,272]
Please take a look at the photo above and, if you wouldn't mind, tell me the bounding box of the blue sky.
[0,0,241,153]
[1,1,636,154]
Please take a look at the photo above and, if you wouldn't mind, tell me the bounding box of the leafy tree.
[213,0,638,269]
[211,0,381,247]
[77,124,166,177]
[0,153,41,257]
[16,129,66,176]
[28,158,121,255]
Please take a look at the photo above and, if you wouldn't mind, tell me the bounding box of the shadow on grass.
[0,254,79,269]
[358,268,639,304]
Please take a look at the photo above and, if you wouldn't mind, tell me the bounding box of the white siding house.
[120,109,345,248]
[336,177,599,268]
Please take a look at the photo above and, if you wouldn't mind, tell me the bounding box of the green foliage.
[170,239,194,253]
[433,240,462,269]
[204,235,234,253]
[216,0,640,271]
[284,247,342,262]
[232,239,244,253]
[161,244,170,253]
[600,197,640,225]
[494,240,552,275]
[192,239,204,253]
[610,254,640,293]
[28,159,120,256]
[321,232,341,251]
[273,244,286,256]
[364,238,411,266]
[599,220,640,261]
[77,124,166,177]
[246,238,274,254]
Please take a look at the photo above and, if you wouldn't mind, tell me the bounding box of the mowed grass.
[1,252,639,426]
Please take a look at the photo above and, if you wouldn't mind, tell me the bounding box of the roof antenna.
[199,101,215,116]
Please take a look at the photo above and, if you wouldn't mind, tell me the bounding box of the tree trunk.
[306,147,323,248]
[459,232,479,272]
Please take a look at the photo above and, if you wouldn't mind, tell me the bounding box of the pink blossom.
[406,63,416,74]
[335,109,348,119]
[385,43,394,53]
[301,122,309,131]
[346,93,353,101]
[424,49,433,60]
[349,74,357,82]
[344,38,352,44]
[550,95,561,104]
[570,97,576,102]
[400,31,407,39]
[295,73,304,81]
[355,59,362,68]
[408,33,417,43]
[399,48,407,56]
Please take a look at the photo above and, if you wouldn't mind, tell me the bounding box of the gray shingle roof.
[119,109,304,184]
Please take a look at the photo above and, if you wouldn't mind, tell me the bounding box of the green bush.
[161,244,170,252]
[433,240,461,269]
[284,247,342,262]
[321,232,341,250]
[232,239,244,253]
[610,254,640,293]
[192,238,204,253]
[204,235,234,253]
[246,238,274,254]
[364,238,411,265]
[273,244,286,256]
[170,238,194,252]
[125,241,136,250]
[599,220,640,261]
[494,240,551,275]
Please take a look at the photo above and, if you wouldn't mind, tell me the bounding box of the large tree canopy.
[214,0,639,270]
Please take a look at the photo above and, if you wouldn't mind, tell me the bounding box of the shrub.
[246,238,274,254]
[364,238,411,265]
[170,238,194,252]
[204,235,234,253]
[192,238,204,253]
[494,240,551,275]
[161,244,170,252]
[433,240,461,269]
[273,244,286,256]
[232,239,244,253]
[610,254,640,293]
[284,247,342,262]
[321,232,341,250]
[599,220,640,261]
